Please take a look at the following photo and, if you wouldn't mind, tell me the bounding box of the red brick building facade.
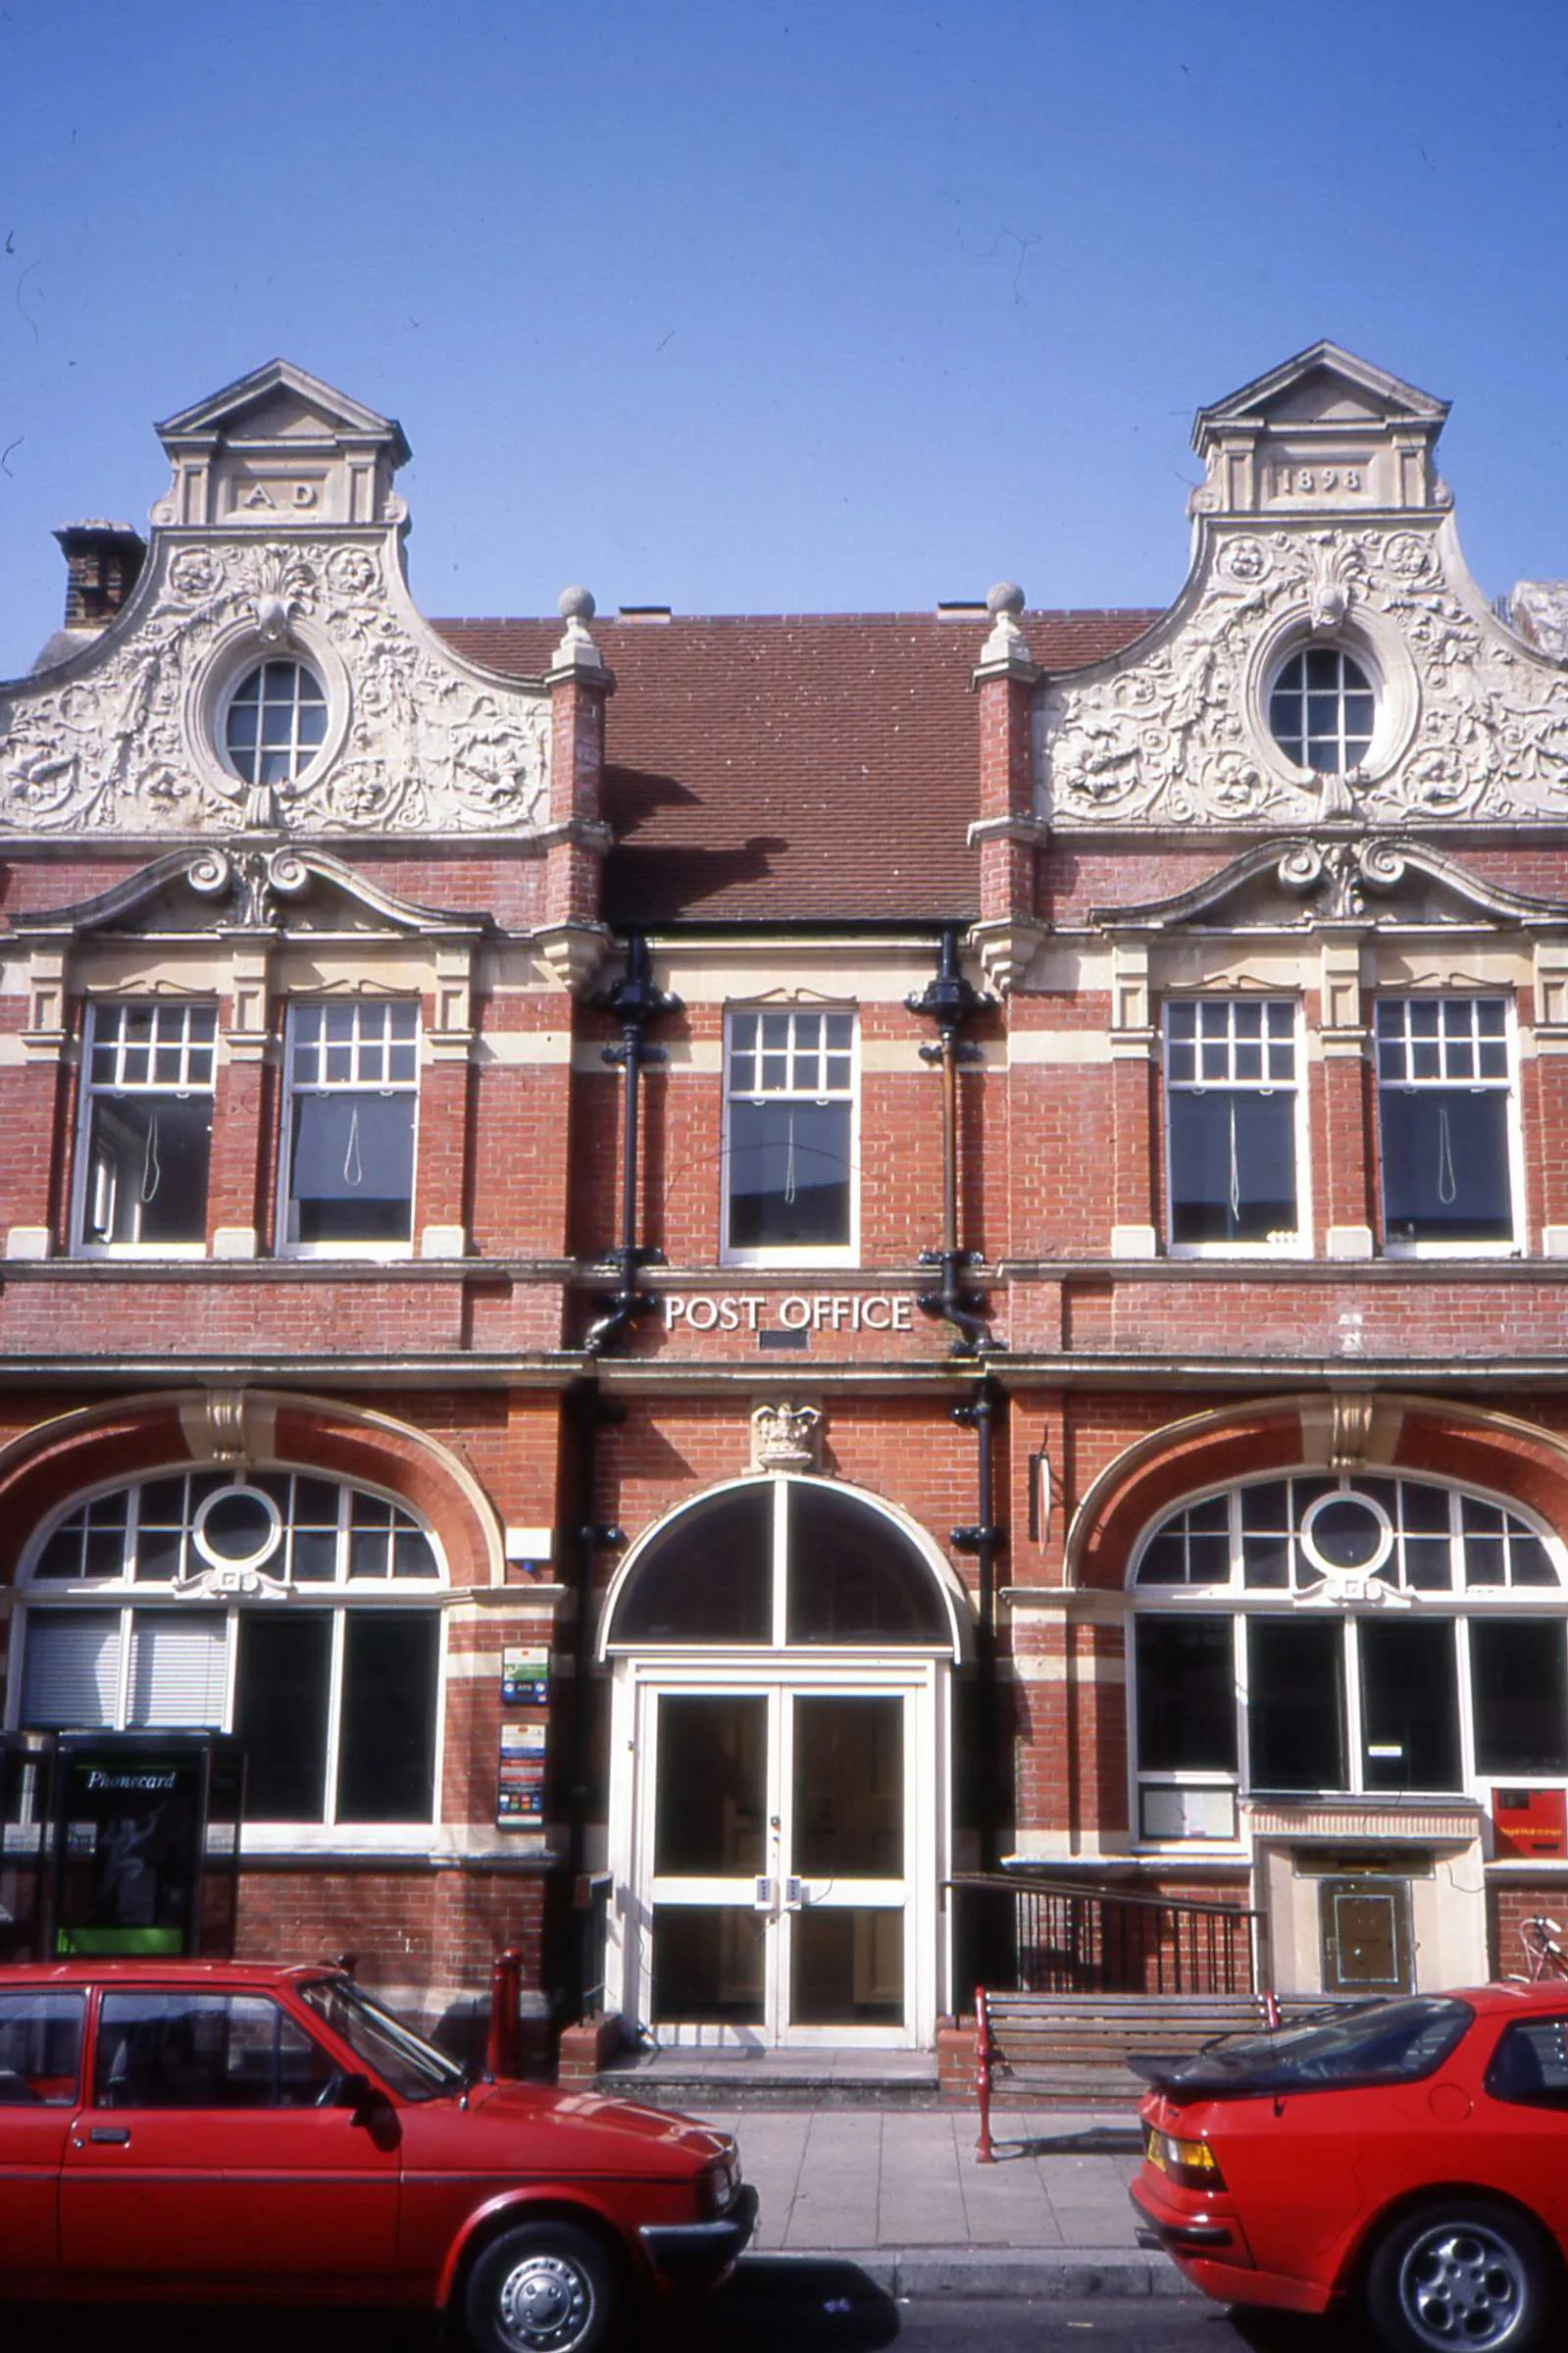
[5,343,1568,2049]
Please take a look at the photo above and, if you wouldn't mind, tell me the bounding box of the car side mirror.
[329,2070,390,2127]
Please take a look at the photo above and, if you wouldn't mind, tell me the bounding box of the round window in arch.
[17,1469,444,1827]
[604,1479,956,1650]
[1130,1474,1568,1821]
[1133,1474,1559,1596]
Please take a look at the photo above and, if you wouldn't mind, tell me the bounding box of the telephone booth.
[49,1732,243,1960]
[0,1731,56,1961]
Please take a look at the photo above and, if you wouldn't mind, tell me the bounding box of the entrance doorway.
[634,1678,930,2045]
[601,1475,963,2049]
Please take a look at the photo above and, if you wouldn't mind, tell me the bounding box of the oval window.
[1268,646,1374,773]
[224,659,328,787]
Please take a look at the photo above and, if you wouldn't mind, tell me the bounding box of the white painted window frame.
[8,1468,449,1847]
[720,1005,860,1268]
[72,998,220,1260]
[1374,992,1525,1259]
[1162,995,1311,1259]
[278,997,422,1260]
[1128,1471,1568,1850]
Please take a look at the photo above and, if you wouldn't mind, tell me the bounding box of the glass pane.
[234,1613,331,1821]
[288,1095,415,1245]
[336,1613,439,1822]
[83,1098,212,1246]
[613,1485,772,1644]
[1248,1619,1344,1791]
[0,1991,84,2104]
[786,1485,948,1643]
[650,1908,764,2024]
[1309,1496,1387,1572]
[791,1908,903,2026]
[654,1697,766,1875]
[199,1490,276,1564]
[1472,1621,1568,1775]
[1360,1618,1460,1790]
[221,1995,337,2107]
[1380,1092,1512,1244]
[792,1696,902,1877]
[729,1100,850,1249]
[1134,1618,1237,1771]
[95,1991,232,2108]
[1136,1531,1188,1585]
[1169,1093,1295,1244]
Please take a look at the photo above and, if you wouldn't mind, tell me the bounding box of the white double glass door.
[615,1665,942,2048]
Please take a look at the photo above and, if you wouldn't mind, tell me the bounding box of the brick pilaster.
[968,587,1045,996]
[539,590,614,991]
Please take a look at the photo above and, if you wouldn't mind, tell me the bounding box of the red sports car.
[1131,1978,1568,2352]
[0,1960,755,2353]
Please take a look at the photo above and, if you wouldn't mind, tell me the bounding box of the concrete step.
[595,2049,944,2110]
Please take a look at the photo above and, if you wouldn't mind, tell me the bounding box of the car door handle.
[87,2126,130,2144]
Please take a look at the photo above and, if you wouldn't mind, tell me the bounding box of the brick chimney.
[53,521,147,629]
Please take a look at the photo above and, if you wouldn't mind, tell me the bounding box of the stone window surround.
[1111,937,1547,1263]
[6,936,477,1265]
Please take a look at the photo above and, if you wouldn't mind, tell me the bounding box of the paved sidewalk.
[685,2103,1192,2299]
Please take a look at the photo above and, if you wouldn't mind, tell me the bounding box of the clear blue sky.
[3,0,1567,677]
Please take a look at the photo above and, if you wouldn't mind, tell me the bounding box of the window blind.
[127,1611,228,1727]
[21,1611,120,1727]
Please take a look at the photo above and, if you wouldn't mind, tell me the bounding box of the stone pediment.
[7,844,487,944]
[154,359,412,530]
[1195,341,1448,437]
[157,359,410,450]
[1092,836,1568,936]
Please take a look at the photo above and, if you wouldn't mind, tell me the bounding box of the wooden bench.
[973,1985,1328,2159]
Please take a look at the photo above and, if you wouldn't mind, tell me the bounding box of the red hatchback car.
[1131,1979,1568,2353]
[0,1961,755,2353]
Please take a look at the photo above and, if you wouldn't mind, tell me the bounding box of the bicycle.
[1519,1916,1568,1980]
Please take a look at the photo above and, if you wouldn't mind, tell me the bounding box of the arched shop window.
[13,1469,445,1827]
[602,1477,957,1652]
[1130,1473,1568,1842]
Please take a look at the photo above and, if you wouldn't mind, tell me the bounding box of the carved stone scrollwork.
[749,1401,824,1473]
[1041,520,1568,829]
[185,845,313,929]
[1278,837,1406,920]
[1,535,549,838]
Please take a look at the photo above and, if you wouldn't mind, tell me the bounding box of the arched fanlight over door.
[601,1476,962,1656]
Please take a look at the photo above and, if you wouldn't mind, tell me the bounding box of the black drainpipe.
[583,934,681,1357]
[951,1374,1004,1873]
[561,1375,625,2021]
[907,925,993,1354]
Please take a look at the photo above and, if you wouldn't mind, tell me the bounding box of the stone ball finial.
[557,586,596,623]
[986,582,1026,617]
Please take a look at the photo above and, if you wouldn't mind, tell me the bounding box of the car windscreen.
[298,1976,468,2102]
[1131,1996,1474,2097]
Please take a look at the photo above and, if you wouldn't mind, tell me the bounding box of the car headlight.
[700,2146,740,2214]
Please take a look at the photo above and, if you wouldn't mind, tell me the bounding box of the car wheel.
[1366,2200,1558,2353]
[465,2219,618,2353]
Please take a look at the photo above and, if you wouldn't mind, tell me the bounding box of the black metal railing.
[950,1871,1264,1998]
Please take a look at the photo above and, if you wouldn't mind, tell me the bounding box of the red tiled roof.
[434,611,1158,923]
